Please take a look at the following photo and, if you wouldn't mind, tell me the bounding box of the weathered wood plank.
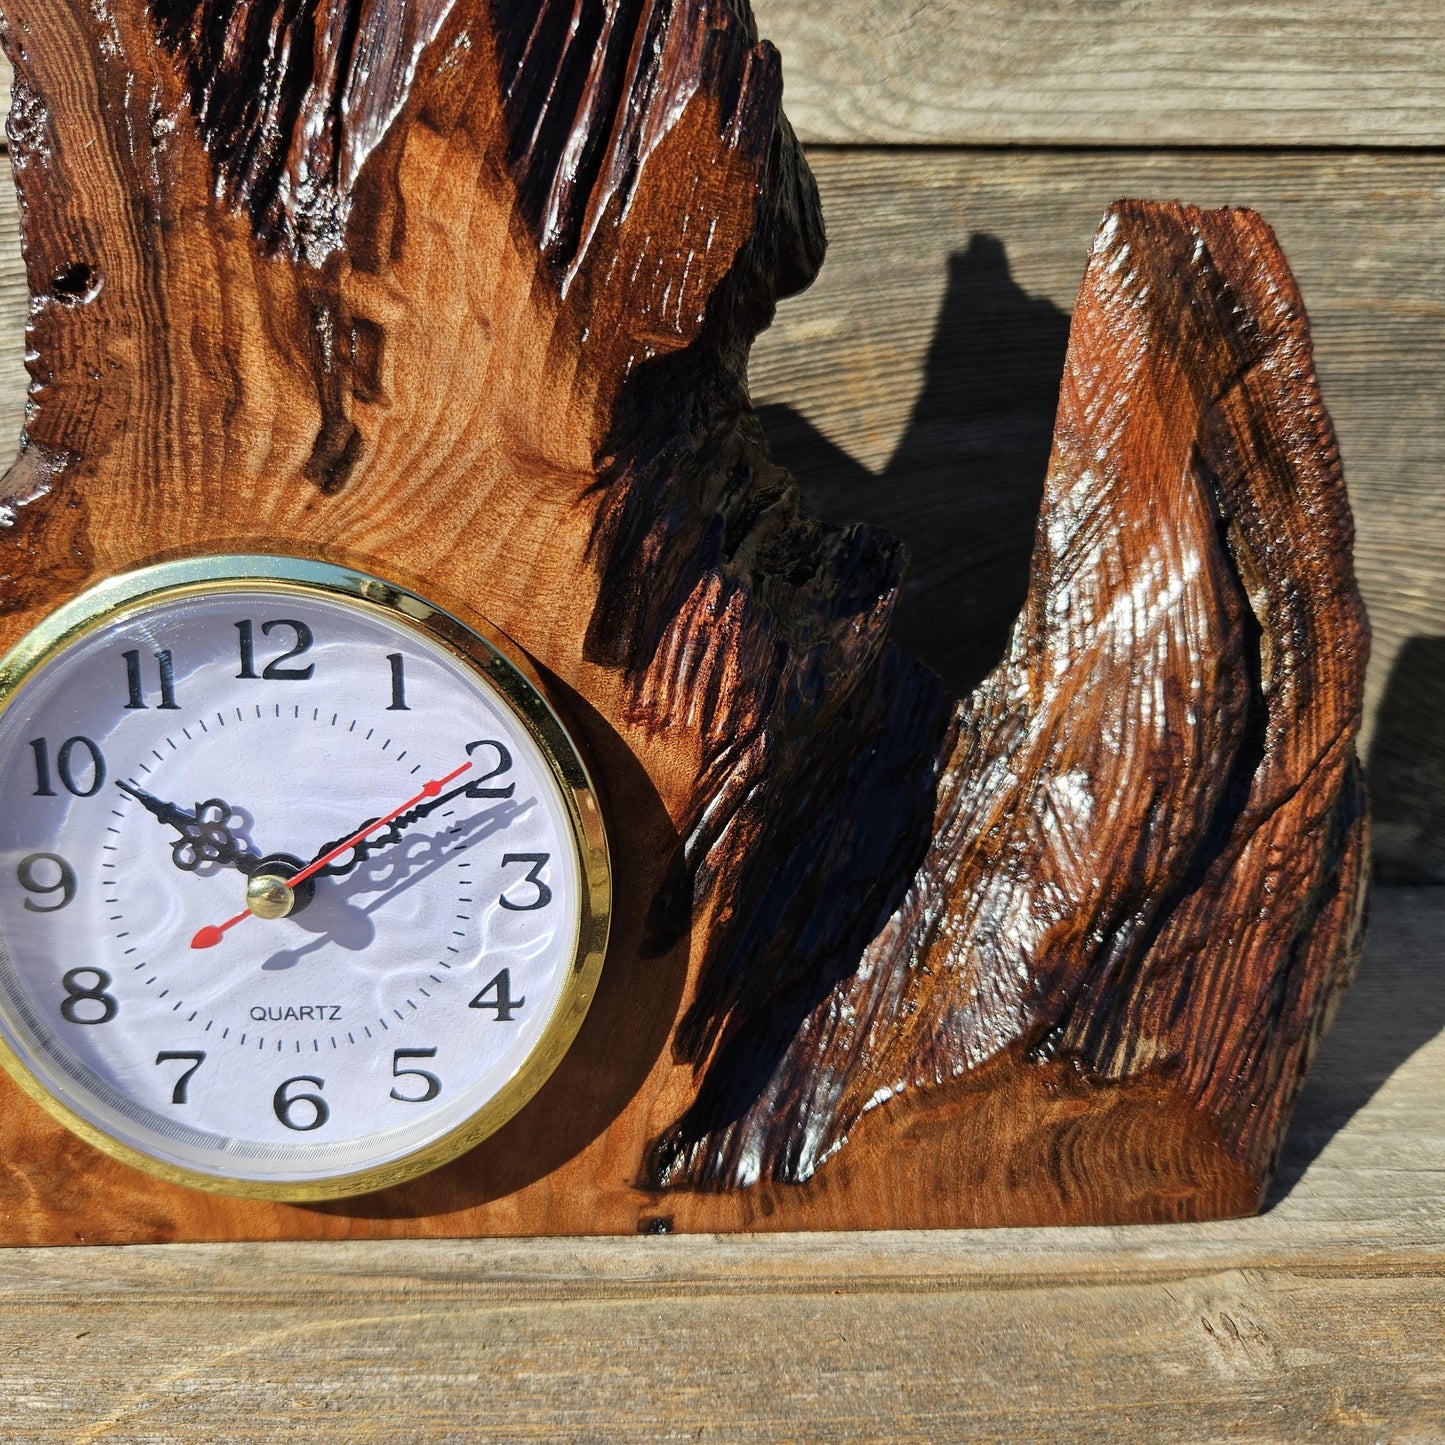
[751,0,1445,146]
[746,148,1445,888]
[0,889,1441,1437]
[0,1258,1442,1442]
[1266,886,1445,1223]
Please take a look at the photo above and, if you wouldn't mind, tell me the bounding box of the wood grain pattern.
[650,201,1369,1206]
[152,0,457,265]
[0,0,800,1243]
[750,0,1445,146]
[0,887,1441,1440]
[0,0,1369,1240]
[2,1258,1441,1442]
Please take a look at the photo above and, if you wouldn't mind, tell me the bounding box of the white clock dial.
[0,558,609,1198]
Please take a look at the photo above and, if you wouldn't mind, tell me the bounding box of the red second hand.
[190,760,474,950]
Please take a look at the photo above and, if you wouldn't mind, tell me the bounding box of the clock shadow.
[304,674,689,1222]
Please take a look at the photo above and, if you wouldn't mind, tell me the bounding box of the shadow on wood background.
[760,233,1067,701]
[1264,874,1445,1204]
[1370,635,1445,885]
[761,226,1445,891]
[758,217,1445,1208]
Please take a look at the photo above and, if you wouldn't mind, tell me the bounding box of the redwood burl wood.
[0,0,1367,1241]
[649,205,1371,1209]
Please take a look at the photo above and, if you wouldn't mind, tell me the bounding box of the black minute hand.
[309,775,482,878]
[116,781,263,875]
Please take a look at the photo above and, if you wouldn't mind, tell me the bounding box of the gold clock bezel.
[0,554,612,1201]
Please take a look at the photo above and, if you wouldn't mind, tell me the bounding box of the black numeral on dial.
[30,736,106,798]
[499,853,551,911]
[123,648,180,710]
[470,968,525,1021]
[465,739,515,800]
[386,653,410,711]
[155,1051,206,1104]
[18,852,76,912]
[389,1048,441,1102]
[273,1075,329,1131]
[60,968,117,1025]
[236,619,315,681]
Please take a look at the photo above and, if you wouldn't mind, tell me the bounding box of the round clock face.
[0,557,609,1199]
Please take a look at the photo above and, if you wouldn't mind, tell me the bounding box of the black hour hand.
[117,781,262,875]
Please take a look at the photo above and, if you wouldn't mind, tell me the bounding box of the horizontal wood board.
[0,887,1441,1441]
[751,0,1445,146]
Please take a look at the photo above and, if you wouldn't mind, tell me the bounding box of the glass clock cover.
[0,557,609,1198]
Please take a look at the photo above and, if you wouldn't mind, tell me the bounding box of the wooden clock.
[0,0,1369,1242]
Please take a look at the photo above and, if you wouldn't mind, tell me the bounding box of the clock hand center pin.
[190,759,474,950]
[246,873,295,921]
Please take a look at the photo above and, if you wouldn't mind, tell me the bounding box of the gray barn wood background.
[0,5,1443,1437]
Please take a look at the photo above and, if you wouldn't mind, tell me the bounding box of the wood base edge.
[0,1049,1259,1245]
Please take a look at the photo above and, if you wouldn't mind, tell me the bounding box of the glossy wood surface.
[0,0,1368,1239]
